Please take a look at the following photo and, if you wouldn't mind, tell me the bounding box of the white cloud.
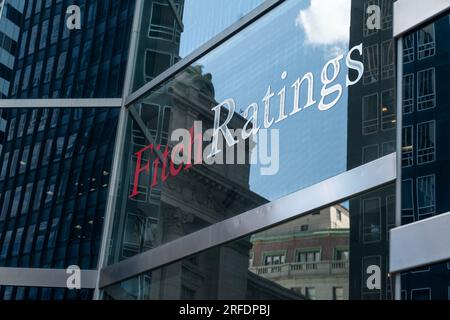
[296,0,351,46]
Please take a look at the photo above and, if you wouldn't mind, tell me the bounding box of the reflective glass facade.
[0,0,450,302]
[400,12,450,300]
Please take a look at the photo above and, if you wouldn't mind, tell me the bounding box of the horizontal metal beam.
[390,211,450,273]
[0,268,98,289]
[99,153,396,288]
[394,0,450,37]
[0,98,123,108]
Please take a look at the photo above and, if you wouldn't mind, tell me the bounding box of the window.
[417,24,435,59]
[56,52,67,79]
[402,126,413,167]
[42,139,54,166]
[300,225,309,232]
[21,183,33,215]
[363,44,379,84]
[411,288,431,300]
[149,2,177,40]
[381,90,396,131]
[51,15,60,45]
[381,0,393,30]
[381,40,394,79]
[10,186,22,217]
[0,190,11,221]
[9,149,19,177]
[44,57,55,84]
[12,227,24,256]
[417,121,435,164]
[382,141,396,156]
[363,94,379,135]
[30,142,41,170]
[22,65,32,91]
[403,74,414,114]
[39,20,49,50]
[7,118,15,141]
[363,0,379,37]
[17,113,27,138]
[27,110,37,135]
[19,145,30,174]
[402,180,414,222]
[403,34,414,63]
[264,253,285,265]
[39,109,49,131]
[335,249,349,261]
[305,287,316,300]
[336,209,342,222]
[417,175,435,219]
[144,50,172,82]
[363,198,381,242]
[33,61,44,87]
[28,24,38,55]
[363,144,379,164]
[0,152,9,180]
[23,225,36,255]
[297,250,320,263]
[417,68,435,111]
[333,287,345,300]
[33,180,46,211]
[1,230,12,259]
[386,195,396,234]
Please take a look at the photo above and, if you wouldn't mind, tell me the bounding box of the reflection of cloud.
[296,0,351,46]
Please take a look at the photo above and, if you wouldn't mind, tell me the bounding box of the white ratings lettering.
[66,5,81,30]
[366,5,381,30]
[66,265,81,290]
[366,265,381,290]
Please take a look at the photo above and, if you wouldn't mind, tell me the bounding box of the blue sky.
[180,0,352,201]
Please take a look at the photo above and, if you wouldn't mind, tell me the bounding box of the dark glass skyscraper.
[0,0,136,300]
[347,0,396,300]
[400,12,450,301]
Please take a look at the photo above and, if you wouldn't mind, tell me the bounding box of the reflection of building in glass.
[0,0,23,98]
[250,205,349,300]
[347,0,396,300]
[400,14,450,301]
[132,0,184,91]
[106,63,307,299]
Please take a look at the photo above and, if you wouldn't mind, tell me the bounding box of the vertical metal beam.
[394,35,404,301]
[93,0,145,300]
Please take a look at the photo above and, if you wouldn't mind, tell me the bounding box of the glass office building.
[1,0,450,300]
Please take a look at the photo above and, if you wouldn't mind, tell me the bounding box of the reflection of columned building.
[107,65,305,299]
[249,205,350,300]
[347,0,396,300]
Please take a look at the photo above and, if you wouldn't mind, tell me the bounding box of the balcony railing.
[249,260,349,277]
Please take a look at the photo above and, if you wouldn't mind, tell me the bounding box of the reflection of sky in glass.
[184,0,352,201]
[180,0,264,57]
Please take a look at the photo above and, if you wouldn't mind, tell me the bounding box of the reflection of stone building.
[249,205,350,300]
[108,64,305,299]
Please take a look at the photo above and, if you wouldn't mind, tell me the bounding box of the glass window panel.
[103,185,393,300]
[109,0,396,268]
